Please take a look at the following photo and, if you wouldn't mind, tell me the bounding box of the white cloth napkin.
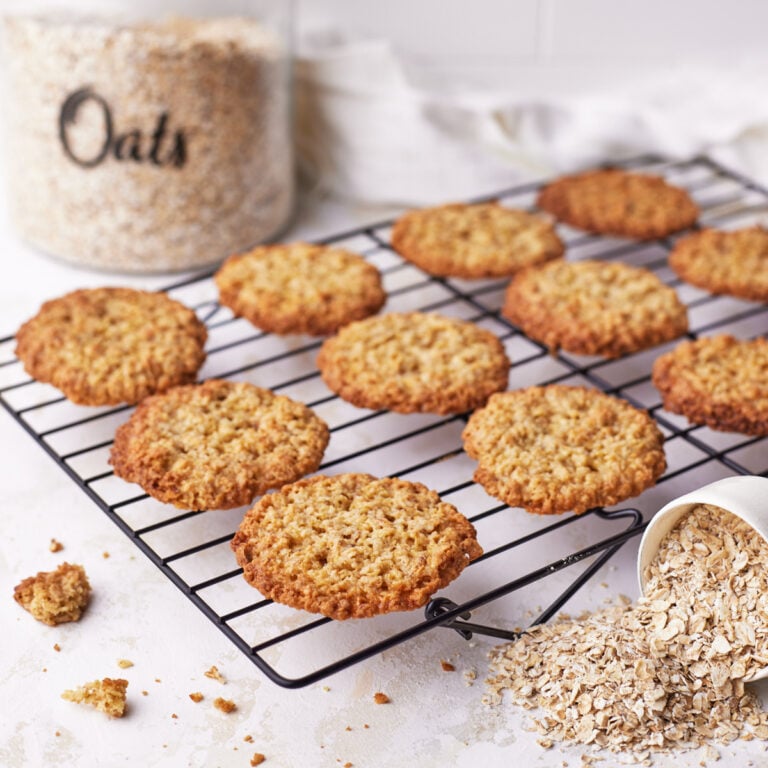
[295,33,768,204]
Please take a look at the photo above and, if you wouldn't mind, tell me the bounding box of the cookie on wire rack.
[390,201,564,278]
[652,334,768,436]
[214,242,387,336]
[502,259,689,358]
[668,226,768,303]
[316,311,510,414]
[15,287,207,406]
[462,385,667,515]
[536,168,699,240]
[110,379,329,510]
[231,473,483,620]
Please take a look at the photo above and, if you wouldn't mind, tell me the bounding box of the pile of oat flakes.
[486,503,768,763]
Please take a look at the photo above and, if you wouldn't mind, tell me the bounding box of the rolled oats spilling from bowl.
[486,503,768,761]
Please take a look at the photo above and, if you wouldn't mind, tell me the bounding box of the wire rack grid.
[1,154,766,688]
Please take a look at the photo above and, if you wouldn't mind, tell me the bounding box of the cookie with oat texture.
[536,168,698,240]
[317,311,510,414]
[462,385,666,515]
[110,379,329,510]
[652,335,768,436]
[231,473,483,620]
[502,259,688,358]
[15,287,207,405]
[215,242,386,335]
[668,226,768,302]
[391,202,564,278]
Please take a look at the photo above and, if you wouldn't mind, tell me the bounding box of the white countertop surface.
[1,166,767,768]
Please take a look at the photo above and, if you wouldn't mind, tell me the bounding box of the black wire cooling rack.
[1,154,766,688]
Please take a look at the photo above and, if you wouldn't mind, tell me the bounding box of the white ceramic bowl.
[637,475,768,681]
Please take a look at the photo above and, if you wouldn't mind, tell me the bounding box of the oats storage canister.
[1,1,294,272]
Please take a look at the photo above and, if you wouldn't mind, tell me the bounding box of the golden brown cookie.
[536,169,699,240]
[462,385,666,515]
[214,242,386,336]
[15,287,207,406]
[502,259,689,358]
[390,202,564,278]
[231,473,483,620]
[316,312,510,414]
[110,379,329,510]
[668,226,768,302]
[13,562,91,626]
[651,335,768,436]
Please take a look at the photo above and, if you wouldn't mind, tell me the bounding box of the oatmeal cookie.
[214,242,386,335]
[110,379,329,510]
[651,335,768,436]
[13,562,91,626]
[668,226,768,302]
[15,287,207,405]
[316,312,510,414]
[231,473,483,620]
[390,202,564,278]
[462,385,666,515]
[502,259,689,357]
[536,169,699,240]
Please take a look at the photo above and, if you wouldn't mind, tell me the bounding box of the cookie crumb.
[49,538,63,553]
[373,692,390,705]
[171,713,178,719]
[243,734,254,743]
[53,643,61,652]
[55,731,60,737]
[61,678,128,718]
[102,552,110,559]
[141,690,148,696]
[189,692,204,703]
[250,754,266,766]
[117,659,133,669]
[13,562,91,626]
[213,697,236,714]
[440,660,455,672]
[204,665,226,683]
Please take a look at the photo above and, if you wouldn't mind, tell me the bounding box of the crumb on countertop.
[373,692,390,705]
[204,665,226,683]
[117,659,133,669]
[440,659,455,672]
[13,562,91,626]
[250,754,266,766]
[49,538,64,552]
[189,692,204,703]
[61,678,128,718]
[213,697,236,714]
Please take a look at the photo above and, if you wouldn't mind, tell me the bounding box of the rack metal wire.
[1,154,766,688]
